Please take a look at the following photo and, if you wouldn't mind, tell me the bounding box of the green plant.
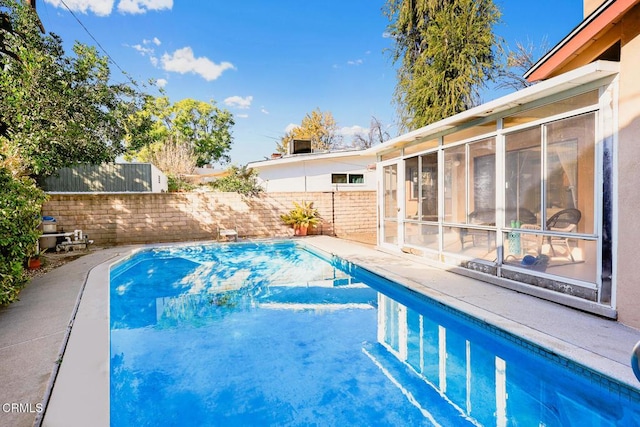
[209,165,263,196]
[31,247,47,259]
[1,0,146,179]
[167,175,195,192]
[280,201,320,229]
[0,169,47,305]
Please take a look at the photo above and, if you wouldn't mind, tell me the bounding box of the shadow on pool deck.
[1,236,639,426]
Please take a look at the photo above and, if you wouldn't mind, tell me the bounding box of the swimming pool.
[110,241,640,426]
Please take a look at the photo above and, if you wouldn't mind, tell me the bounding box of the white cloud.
[161,47,235,81]
[224,96,253,109]
[131,44,154,55]
[155,78,168,88]
[236,114,249,119]
[117,0,172,14]
[143,37,162,46]
[261,108,269,115]
[340,125,367,136]
[347,59,363,66]
[128,40,160,66]
[44,0,114,16]
[285,123,298,133]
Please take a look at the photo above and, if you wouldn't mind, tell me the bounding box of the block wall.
[42,191,377,246]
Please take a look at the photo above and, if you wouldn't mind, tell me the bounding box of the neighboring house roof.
[525,0,639,81]
[247,149,374,168]
[366,60,619,156]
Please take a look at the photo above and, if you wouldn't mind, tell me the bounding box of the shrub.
[209,165,262,196]
[167,175,195,192]
[0,169,47,305]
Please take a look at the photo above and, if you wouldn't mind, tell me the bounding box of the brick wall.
[42,191,377,246]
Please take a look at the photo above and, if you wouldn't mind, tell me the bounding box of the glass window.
[332,174,364,184]
[404,223,439,250]
[502,113,596,278]
[405,154,439,222]
[545,113,595,234]
[405,138,439,156]
[383,164,398,244]
[421,153,438,221]
[503,90,598,129]
[505,128,542,227]
[444,145,466,223]
[502,233,598,284]
[381,149,402,161]
[443,121,497,145]
[405,158,419,220]
[331,174,347,184]
[348,174,364,184]
[469,138,496,224]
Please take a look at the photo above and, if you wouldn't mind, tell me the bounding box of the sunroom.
[373,61,619,317]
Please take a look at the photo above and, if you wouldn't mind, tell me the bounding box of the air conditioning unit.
[289,139,312,155]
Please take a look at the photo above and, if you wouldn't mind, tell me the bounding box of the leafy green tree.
[209,165,262,196]
[384,0,501,130]
[0,0,145,304]
[125,96,234,168]
[278,109,342,154]
[0,0,144,179]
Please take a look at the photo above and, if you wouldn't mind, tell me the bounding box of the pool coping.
[40,237,640,426]
[304,238,640,393]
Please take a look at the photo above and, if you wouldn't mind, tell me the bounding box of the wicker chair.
[546,208,581,261]
[520,208,581,260]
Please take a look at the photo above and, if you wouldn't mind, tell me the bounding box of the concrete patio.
[1,236,639,426]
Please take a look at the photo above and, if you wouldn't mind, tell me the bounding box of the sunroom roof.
[367,60,619,155]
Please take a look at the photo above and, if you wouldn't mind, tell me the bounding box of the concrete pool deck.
[1,236,639,426]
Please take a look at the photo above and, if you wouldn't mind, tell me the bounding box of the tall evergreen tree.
[384,0,501,131]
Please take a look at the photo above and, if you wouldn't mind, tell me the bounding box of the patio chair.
[546,208,581,261]
[518,208,581,260]
[519,223,544,255]
[459,209,495,249]
[217,225,238,242]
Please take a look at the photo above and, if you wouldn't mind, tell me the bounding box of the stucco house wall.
[248,151,376,193]
[613,3,640,328]
[586,0,606,16]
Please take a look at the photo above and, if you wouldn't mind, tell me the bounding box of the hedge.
[0,169,47,305]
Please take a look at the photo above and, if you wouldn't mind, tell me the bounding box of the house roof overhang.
[524,0,639,82]
[247,149,375,168]
[366,60,619,156]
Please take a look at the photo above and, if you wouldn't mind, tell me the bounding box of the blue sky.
[37,0,584,165]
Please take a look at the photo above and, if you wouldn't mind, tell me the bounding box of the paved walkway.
[1,237,639,426]
[0,247,123,427]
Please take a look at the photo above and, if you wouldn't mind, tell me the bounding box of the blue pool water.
[110,241,640,426]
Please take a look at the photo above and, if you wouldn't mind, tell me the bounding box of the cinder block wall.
[42,191,377,246]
